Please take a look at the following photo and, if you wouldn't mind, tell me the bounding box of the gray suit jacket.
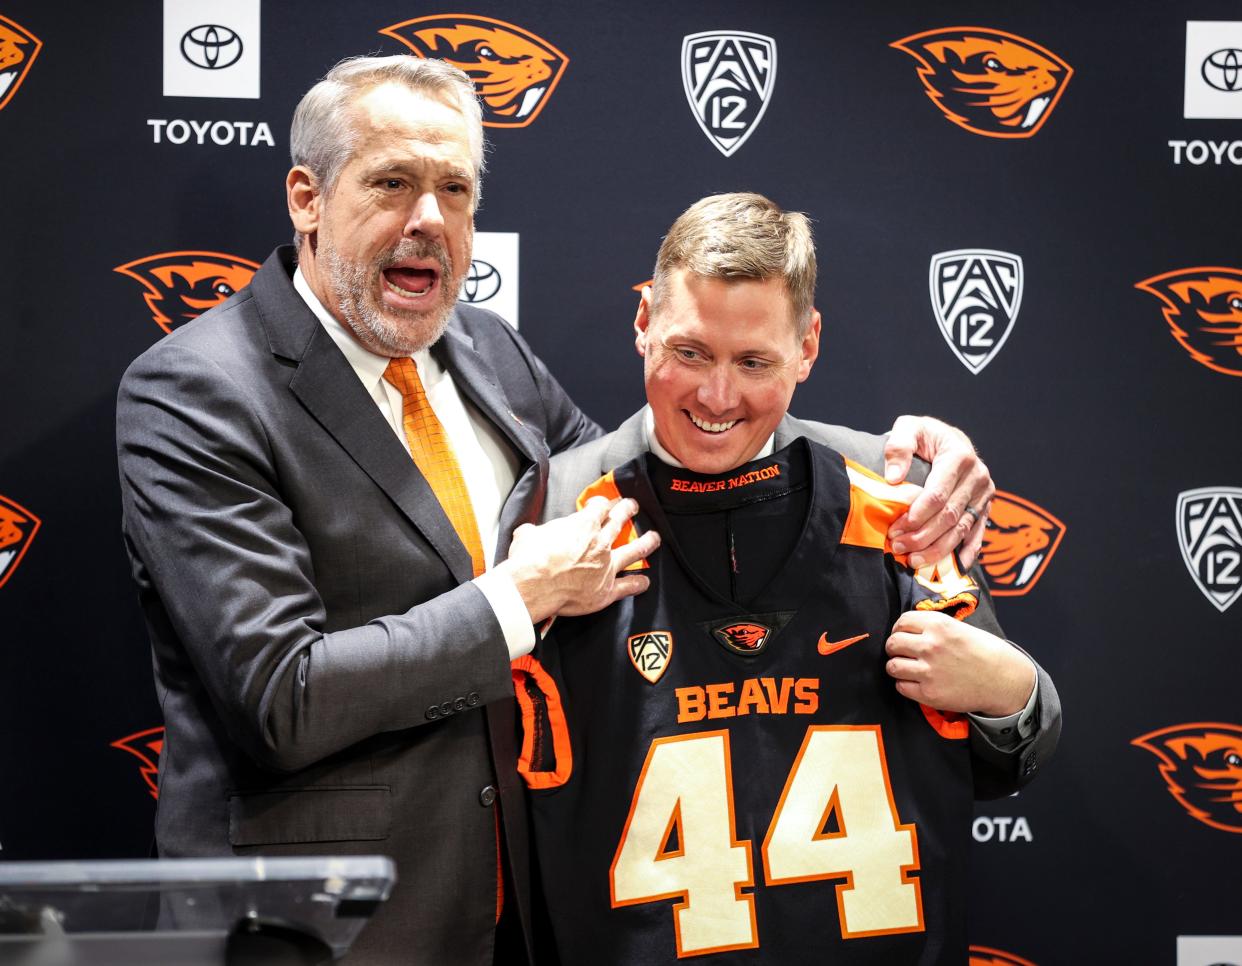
[116,247,601,965]
[544,408,1061,799]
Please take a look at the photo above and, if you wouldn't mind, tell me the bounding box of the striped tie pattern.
[383,357,486,577]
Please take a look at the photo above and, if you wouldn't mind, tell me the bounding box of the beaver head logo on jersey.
[1135,267,1242,377]
[0,494,41,590]
[892,28,1072,138]
[968,947,1038,966]
[0,15,41,113]
[979,491,1065,597]
[1133,723,1242,834]
[380,16,568,128]
[111,726,165,799]
[114,251,260,333]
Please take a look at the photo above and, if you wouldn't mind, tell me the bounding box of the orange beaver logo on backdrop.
[0,14,41,113]
[892,27,1072,138]
[380,15,568,127]
[114,251,260,333]
[1135,267,1242,377]
[979,491,1065,596]
[969,947,1038,966]
[1132,722,1242,834]
[0,494,40,590]
[111,726,165,799]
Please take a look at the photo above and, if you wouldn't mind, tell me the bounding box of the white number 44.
[610,727,923,957]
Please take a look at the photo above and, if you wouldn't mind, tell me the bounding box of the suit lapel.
[435,326,551,562]
[252,249,475,584]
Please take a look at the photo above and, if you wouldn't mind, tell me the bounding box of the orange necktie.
[384,357,486,578]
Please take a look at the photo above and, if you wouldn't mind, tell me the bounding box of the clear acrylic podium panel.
[0,856,395,965]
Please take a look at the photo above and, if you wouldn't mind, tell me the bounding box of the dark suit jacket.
[543,408,1061,799]
[116,247,600,965]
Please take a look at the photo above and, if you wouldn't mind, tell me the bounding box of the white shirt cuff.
[474,569,536,660]
[967,659,1038,747]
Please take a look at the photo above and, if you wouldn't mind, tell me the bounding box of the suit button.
[425,706,440,720]
[454,696,467,712]
[440,701,454,717]
[466,691,480,707]
[479,785,497,807]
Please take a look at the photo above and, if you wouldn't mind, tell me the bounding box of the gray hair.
[290,55,486,245]
[651,192,817,335]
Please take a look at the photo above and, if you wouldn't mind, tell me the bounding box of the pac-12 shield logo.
[111,726,165,799]
[1176,487,1242,612]
[380,15,568,128]
[1132,722,1242,834]
[681,31,777,157]
[0,494,40,590]
[892,28,1072,138]
[930,249,1023,373]
[628,631,673,684]
[0,14,42,113]
[969,947,1039,966]
[1135,267,1242,377]
[979,491,1065,596]
[115,251,260,333]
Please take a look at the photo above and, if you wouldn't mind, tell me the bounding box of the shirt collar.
[642,406,776,468]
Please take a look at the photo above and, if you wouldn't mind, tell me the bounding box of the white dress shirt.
[294,268,535,658]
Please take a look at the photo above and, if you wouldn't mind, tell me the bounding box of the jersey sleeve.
[841,458,978,618]
[576,471,648,571]
[511,653,573,789]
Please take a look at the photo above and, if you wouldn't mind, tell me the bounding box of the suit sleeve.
[117,342,518,774]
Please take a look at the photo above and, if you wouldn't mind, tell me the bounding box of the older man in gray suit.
[541,193,1059,798]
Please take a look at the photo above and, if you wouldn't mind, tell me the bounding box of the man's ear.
[634,285,654,358]
[287,166,321,238]
[797,309,822,382]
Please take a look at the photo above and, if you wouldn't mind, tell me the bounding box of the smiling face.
[636,268,820,474]
[289,81,476,355]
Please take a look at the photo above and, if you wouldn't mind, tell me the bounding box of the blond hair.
[651,192,816,334]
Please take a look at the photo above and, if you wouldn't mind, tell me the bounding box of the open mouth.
[687,411,737,434]
[1022,95,1050,129]
[382,264,439,299]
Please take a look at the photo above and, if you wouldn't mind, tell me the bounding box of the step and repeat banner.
[1,2,1239,963]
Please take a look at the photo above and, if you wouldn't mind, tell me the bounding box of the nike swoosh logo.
[817,632,869,655]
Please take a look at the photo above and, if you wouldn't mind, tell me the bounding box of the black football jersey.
[515,438,981,964]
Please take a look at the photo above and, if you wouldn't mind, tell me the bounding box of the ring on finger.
[961,504,982,524]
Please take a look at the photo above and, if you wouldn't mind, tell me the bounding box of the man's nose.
[404,191,445,238]
[697,364,740,415]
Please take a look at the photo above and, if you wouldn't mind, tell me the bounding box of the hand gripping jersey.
[514,439,981,964]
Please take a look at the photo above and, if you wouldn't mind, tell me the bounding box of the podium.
[0,856,395,965]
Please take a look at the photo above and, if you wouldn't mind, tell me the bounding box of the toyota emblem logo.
[180,24,244,71]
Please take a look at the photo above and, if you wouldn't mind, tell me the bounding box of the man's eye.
[740,358,769,371]
[444,182,467,195]
[675,348,702,362]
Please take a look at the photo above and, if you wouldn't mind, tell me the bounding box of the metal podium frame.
[0,855,396,965]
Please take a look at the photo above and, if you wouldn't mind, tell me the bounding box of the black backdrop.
[1,3,1240,964]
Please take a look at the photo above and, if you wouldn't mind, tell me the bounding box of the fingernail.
[909,554,925,568]
[884,464,900,483]
[890,527,906,538]
[891,540,908,554]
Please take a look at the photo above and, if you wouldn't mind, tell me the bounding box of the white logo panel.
[460,232,519,328]
[1184,22,1242,118]
[681,31,777,157]
[1177,935,1242,966]
[1176,487,1242,612]
[929,249,1023,374]
[163,0,260,99]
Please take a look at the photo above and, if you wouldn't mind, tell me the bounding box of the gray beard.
[322,237,457,356]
